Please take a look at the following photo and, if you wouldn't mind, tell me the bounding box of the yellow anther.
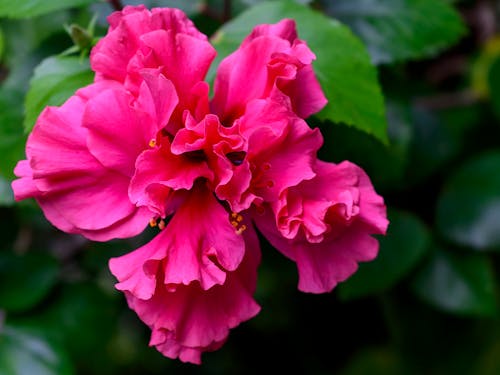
[149,138,157,148]
[230,212,246,234]
[236,224,247,235]
[158,220,166,230]
[149,218,157,227]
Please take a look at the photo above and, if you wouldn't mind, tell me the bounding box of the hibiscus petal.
[212,35,289,123]
[129,140,214,212]
[113,225,261,364]
[12,83,149,240]
[212,19,326,123]
[254,160,388,293]
[91,6,208,86]
[83,87,156,177]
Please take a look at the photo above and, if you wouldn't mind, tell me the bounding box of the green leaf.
[0,88,25,180]
[319,100,411,190]
[210,0,388,143]
[487,57,500,120]
[0,175,15,206]
[324,0,466,64]
[339,347,404,375]
[0,26,4,59]
[24,56,94,132]
[41,282,121,374]
[338,209,430,300]
[0,325,73,375]
[411,247,497,316]
[406,106,477,185]
[0,0,95,19]
[436,151,500,250]
[0,251,59,312]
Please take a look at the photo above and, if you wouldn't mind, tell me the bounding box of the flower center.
[226,151,246,166]
[230,212,247,235]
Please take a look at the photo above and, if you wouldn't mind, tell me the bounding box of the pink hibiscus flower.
[12,5,388,364]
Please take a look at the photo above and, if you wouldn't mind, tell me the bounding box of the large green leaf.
[411,247,497,316]
[324,0,466,64]
[319,100,411,190]
[338,209,430,300]
[436,151,500,251]
[210,0,388,143]
[0,250,59,312]
[0,88,25,180]
[0,325,73,375]
[0,0,95,19]
[24,56,94,132]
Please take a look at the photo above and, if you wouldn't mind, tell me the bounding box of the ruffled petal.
[91,6,208,85]
[211,19,326,123]
[83,85,160,177]
[11,83,149,241]
[112,185,247,292]
[218,97,322,211]
[111,224,261,364]
[129,139,214,214]
[254,160,388,293]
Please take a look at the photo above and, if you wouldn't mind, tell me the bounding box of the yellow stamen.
[236,224,247,235]
[158,220,166,230]
[149,218,157,227]
[149,138,157,148]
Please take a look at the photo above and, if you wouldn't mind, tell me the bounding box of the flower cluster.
[12,6,388,364]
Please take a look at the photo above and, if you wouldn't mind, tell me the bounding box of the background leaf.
[0,325,73,375]
[488,57,500,120]
[0,0,95,19]
[0,250,59,312]
[411,247,497,316]
[338,209,430,300]
[323,0,466,64]
[0,88,25,179]
[24,56,93,132]
[210,0,388,142]
[436,151,500,251]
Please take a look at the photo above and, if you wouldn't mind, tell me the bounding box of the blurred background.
[1,0,500,374]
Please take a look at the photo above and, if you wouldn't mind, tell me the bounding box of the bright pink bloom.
[254,160,388,293]
[12,5,388,364]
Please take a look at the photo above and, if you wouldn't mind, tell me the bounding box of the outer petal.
[91,6,208,85]
[110,225,261,364]
[254,160,388,293]
[83,75,177,177]
[211,19,327,123]
[91,6,215,130]
[111,185,246,292]
[11,83,150,241]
